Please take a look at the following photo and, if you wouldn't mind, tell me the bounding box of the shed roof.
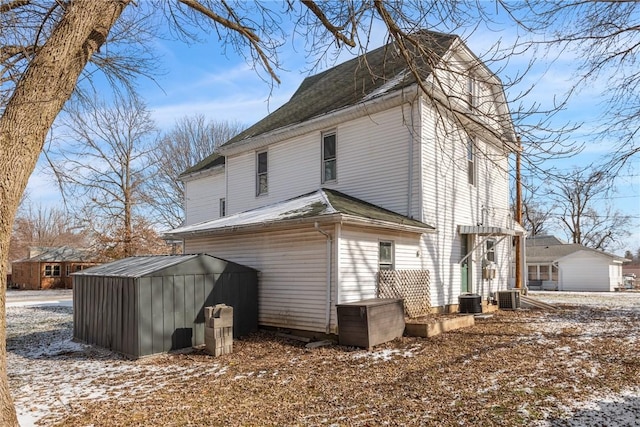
[184,30,457,176]
[73,254,253,278]
[165,188,434,238]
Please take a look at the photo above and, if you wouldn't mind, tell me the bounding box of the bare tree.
[521,198,553,238]
[147,115,244,229]
[549,168,631,251]
[0,1,588,423]
[9,202,88,261]
[50,94,159,258]
[504,1,640,172]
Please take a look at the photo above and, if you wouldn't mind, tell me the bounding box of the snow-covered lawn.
[7,290,640,426]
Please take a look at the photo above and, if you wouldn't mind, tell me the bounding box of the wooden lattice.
[377,270,431,318]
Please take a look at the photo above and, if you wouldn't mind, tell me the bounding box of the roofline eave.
[164,212,434,239]
[217,87,417,157]
[179,163,225,182]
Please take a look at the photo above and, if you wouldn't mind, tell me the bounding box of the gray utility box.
[497,290,521,310]
[336,298,405,349]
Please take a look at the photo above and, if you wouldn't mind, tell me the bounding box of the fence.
[378,269,431,318]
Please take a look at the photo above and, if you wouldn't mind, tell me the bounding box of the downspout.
[407,99,415,218]
[417,95,424,222]
[315,222,332,334]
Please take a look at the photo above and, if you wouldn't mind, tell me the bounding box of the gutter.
[164,213,435,240]
[178,164,225,183]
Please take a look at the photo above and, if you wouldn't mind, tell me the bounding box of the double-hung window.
[256,151,268,195]
[466,76,476,110]
[44,265,60,277]
[379,241,394,271]
[467,137,476,186]
[322,131,337,183]
[485,239,496,263]
[219,198,226,217]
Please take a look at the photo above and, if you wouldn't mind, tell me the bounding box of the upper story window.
[466,76,476,110]
[219,198,226,217]
[467,138,476,186]
[379,241,394,271]
[322,131,337,183]
[256,151,268,196]
[44,264,60,277]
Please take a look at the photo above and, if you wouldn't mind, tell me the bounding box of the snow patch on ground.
[6,290,640,426]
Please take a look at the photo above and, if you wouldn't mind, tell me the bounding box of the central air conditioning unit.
[497,290,520,310]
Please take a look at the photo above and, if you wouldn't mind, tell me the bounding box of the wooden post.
[515,136,523,290]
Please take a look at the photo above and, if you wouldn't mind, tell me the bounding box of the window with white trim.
[485,239,496,262]
[467,138,476,186]
[219,198,226,217]
[379,241,394,271]
[322,131,337,183]
[466,76,476,110]
[44,264,60,277]
[256,151,268,195]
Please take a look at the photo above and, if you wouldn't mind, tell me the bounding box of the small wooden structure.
[336,298,405,349]
[72,254,258,358]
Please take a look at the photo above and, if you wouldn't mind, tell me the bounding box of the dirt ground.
[7,290,640,426]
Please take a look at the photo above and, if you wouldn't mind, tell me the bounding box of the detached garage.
[526,236,626,292]
[72,254,258,358]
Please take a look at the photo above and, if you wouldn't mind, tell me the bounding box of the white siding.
[338,226,423,305]
[184,226,330,332]
[419,100,512,308]
[184,171,225,225]
[559,252,617,292]
[224,105,420,218]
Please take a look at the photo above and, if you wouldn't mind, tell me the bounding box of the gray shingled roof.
[179,153,225,179]
[17,246,97,263]
[526,236,625,263]
[166,188,434,237]
[183,30,457,176]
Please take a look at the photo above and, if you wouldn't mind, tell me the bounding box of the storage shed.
[72,254,258,358]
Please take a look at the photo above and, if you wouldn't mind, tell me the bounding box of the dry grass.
[7,293,640,426]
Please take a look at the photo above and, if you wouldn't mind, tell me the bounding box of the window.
[485,239,496,262]
[379,241,394,271]
[322,131,337,183]
[44,265,60,277]
[256,151,268,195]
[466,76,475,110]
[539,265,550,281]
[467,138,475,186]
[527,265,537,281]
[219,198,226,217]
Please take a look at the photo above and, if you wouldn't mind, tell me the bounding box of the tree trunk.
[0,1,129,424]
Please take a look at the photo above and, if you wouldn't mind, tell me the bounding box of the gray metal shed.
[72,254,258,358]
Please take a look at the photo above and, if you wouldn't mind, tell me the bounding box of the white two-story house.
[165,30,524,335]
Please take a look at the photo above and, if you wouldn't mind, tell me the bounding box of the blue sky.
[26,11,639,254]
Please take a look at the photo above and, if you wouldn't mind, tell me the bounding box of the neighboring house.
[11,246,101,290]
[526,236,627,292]
[623,265,640,289]
[166,30,523,335]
